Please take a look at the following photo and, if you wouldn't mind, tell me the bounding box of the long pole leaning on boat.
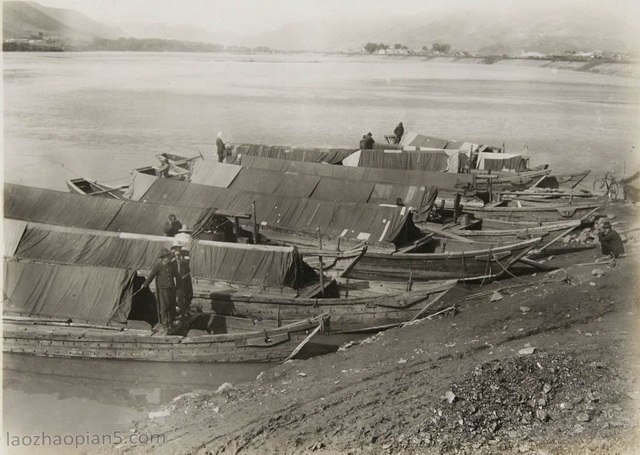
[252,201,259,244]
[529,206,601,256]
[282,312,330,364]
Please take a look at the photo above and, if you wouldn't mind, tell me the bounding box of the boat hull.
[201,280,457,333]
[462,204,600,223]
[3,314,329,363]
[344,237,540,282]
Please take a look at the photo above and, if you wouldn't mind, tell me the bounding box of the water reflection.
[3,353,273,436]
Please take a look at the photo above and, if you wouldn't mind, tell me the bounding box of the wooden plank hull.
[533,170,591,190]
[203,280,457,333]
[475,169,551,191]
[344,237,540,282]
[462,204,600,223]
[66,178,126,199]
[3,314,329,363]
[450,220,582,243]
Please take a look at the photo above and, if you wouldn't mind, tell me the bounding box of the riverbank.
[104,202,640,455]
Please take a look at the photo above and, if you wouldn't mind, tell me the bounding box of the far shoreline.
[4,45,637,78]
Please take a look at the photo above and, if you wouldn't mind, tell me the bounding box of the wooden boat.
[66,178,128,199]
[461,201,600,223]
[2,259,330,363]
[342,237,541,282]
[7,219,457,334]
[196,278,459,334]
[435,220,583,244]
[498,188,595,204]
[3,313,330,363]
[474,168,552,191]
[532,169,591,190]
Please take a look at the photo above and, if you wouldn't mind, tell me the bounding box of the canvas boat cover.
[5,183,125,230]
[5,183,217,237]
[3,260,136,325]
[401,132,450,149]
[477,152,528,172]
[106,203,216,237]
[11,222,314,289]
[140,179,420,247]
[355,149,450,172]
[227,167,287,194]
[235,144,357,164]
[122,171,158,201]
[240,155,476,190]
[189,160,242,187]
[4,219,28,258]
[311,178,375,203]
[400,131,501,153]
[271,173,321,199]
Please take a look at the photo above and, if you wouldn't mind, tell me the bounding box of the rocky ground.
[109,203,639,455]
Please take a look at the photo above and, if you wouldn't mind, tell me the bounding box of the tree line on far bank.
[364,42,452,54]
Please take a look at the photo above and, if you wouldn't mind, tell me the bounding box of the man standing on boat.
[172,241,193,320]
[163,214,182,237]
[156,155,170,178]
[141,248,179,332]
[216,132,226,163]
[393,122,404,145]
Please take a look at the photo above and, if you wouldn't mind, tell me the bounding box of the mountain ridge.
[3,1,637,55]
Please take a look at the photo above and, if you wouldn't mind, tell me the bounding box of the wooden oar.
[86,183,129,196]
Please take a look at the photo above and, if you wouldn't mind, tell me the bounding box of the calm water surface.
[4,52,640,191]
[3,52,640,446]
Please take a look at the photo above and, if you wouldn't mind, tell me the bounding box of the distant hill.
[3,1,124,42]
[4,1,637,56]
[236,6,638,55]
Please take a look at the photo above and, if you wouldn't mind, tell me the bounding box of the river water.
[2,52,640,448]
[4,52,640,192]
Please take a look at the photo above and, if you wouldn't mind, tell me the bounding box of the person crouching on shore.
[598,221,625,259]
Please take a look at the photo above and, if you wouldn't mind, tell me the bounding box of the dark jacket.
[163,219,182,237]
[216,137,226,155]
[363,135,375,149]
[598,229,625,257]
[142,260,178,289]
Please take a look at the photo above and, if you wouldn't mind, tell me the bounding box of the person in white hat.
[175,224,193,247]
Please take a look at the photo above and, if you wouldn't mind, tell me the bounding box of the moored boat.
[66,177,128,199]
[6,218,458,333]
[441,220,582,244]
[461,201,600,223]
[342,237,541,282]
[2,259,330,363]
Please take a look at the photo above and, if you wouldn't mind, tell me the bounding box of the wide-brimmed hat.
[158,248,172,258]
[171,240,182,250]
[178,225,192,233]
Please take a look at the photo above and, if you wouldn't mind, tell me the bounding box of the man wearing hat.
[141,248,179,331]
[171,241,193,320]
[598,220,625,258]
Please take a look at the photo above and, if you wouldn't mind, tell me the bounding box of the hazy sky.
[31,0,640,36]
